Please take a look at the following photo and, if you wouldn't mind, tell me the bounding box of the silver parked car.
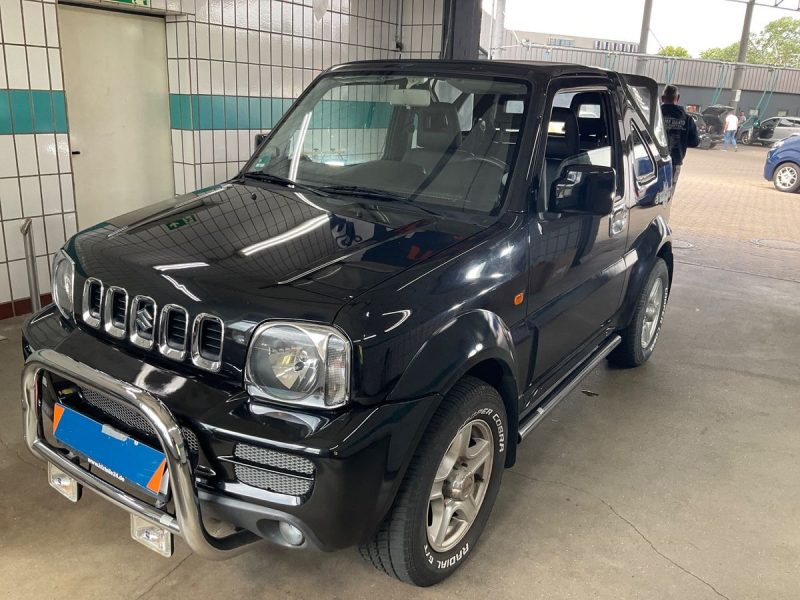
[741,116,800,146]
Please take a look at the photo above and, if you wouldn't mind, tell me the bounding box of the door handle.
[609,206,628,237]
[71,150,81,155]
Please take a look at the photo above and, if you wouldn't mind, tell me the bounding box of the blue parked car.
[764,134,800,192]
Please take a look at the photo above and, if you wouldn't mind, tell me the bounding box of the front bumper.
[22,307,440,554]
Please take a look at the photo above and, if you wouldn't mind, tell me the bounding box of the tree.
[657,46,691,58]
[699,16,800,67]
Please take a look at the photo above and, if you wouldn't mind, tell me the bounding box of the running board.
[518,335,621,441]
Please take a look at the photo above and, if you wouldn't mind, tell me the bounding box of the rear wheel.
[773,162,800,193]
[608,258,670,368]
[359,377,507,586]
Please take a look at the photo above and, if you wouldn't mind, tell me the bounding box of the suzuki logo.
[135,303,155,333]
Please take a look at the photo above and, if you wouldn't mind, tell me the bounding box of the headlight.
[245,322,351,409]
[51,250,75,320]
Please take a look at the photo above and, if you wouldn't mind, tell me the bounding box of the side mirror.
[254,133,268,150]
[549,164,615,215]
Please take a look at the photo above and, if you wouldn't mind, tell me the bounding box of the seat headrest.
[546,107,579,160]
[416,103,462,151]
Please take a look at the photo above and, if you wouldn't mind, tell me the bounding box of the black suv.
[22,60,674,586]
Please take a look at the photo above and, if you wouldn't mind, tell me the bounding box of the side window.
[778,118,795,127]
[631,123,657,185]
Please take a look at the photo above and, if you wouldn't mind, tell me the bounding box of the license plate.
[52,403,169,497]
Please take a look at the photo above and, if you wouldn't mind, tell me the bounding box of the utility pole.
[730,0,756,111]
[636,0,654,74]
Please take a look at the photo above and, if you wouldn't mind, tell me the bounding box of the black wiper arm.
[316,185,441,216]
[240,172,330,197]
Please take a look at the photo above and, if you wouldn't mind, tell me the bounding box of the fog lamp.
[48,462,81,502]
[131,514,174,557]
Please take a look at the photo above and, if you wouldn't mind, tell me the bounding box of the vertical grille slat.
[191,314,224,372]
[102,286,128,339]
[159,304,189,361]
[81,278,104,328]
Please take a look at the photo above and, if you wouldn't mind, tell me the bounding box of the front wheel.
[359,377,507,586]
[608,258,670,368]
[773,162,800,193]
[740,130,751,145]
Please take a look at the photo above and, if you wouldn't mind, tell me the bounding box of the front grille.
[80,278,225,371]
[234,443,314,475]
[234,465,313,496]
[79,387,199,456]
[233,443,315,497]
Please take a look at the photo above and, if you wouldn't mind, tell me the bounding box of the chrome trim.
[519,335,621,440]
[21,349,258,559]
[102,286,128,339]
[159,304,189,361]
[129,295,157,350]
[81,278,103,328]
[191,313,224,373]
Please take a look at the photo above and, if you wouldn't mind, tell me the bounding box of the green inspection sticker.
[164,215,197,231]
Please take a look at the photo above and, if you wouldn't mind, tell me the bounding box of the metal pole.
[490,0,506,60]
[730,0,756,111]
[20,218,42,313]
[636,0,654,74]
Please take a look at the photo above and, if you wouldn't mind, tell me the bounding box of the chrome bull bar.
[21,348,258,559]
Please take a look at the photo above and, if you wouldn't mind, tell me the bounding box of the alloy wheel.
[427,419,494,553]
[641,278,664,349]
[776,165,798,191]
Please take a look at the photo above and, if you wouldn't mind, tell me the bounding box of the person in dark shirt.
[660,85,699,187]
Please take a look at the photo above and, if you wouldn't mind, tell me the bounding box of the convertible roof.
[329,59,615,81]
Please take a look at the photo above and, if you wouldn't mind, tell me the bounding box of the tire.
[359,377,507,586]
[741,130,751,145]
[772,162,800,193]
[608,258,670,368]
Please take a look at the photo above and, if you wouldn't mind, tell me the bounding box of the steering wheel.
[457,155,508,170]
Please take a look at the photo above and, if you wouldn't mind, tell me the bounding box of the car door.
[758,118,778,142]
[525,81,628,384]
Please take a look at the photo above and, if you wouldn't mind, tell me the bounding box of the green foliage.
[699,16,800,67]
[657,46,691,58]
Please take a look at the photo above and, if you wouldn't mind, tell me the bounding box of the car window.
[778,118,796,127]
[248,73,531,215]
[631,123,657,185]
[543,88,617,202]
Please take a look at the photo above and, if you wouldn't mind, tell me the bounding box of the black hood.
[67,182,484,375]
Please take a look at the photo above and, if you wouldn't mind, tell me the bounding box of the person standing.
[660,85,699,187]
[738,111,747,125]
[724,110,739,151]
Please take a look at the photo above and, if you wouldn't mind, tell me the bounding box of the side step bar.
[518,335,621,441]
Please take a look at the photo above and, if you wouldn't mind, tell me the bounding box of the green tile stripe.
[0,90,67,135]
[169,94,392,132]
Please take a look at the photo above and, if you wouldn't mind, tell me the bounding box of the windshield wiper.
[316,185,442,217]
[240,172,330,197]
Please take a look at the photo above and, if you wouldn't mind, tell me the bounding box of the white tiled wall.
[166,0,444,195]
[0,0,75,311]
[0,0,443,315]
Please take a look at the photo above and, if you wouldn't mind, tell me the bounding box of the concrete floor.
[2,146,800,599]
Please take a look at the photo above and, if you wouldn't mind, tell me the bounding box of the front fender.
[387,309,518,402]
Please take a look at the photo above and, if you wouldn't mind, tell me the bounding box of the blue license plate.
[53,403,169,497]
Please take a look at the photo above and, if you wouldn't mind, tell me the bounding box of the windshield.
[246,73,531,214]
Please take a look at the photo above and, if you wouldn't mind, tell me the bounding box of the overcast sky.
[503,0,796,57]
